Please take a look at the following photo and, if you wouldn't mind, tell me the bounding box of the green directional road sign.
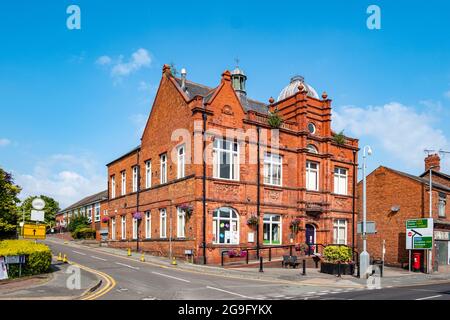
[406,218,433,250]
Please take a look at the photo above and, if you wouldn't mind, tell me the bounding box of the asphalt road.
[43,240,450,300]
[310,282,450,300]
[44,240,339,300]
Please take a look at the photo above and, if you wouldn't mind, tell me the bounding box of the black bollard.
[337,261,342,278]
[259,256,264,273]
[302,259,306,276]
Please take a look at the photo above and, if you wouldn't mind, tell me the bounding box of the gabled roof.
[419,170,450,181]
[106,145,141,167]
[376,166,450,192]
[173,77,268,113]
[58,190,108,215]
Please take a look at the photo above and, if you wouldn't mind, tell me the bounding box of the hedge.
[0,240,52,278]
[72,227,96,240]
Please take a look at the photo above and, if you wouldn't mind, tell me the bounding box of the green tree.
[20,195,60,227]
[0,168,21,236]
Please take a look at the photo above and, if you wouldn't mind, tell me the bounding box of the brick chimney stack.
[425,153,441,172]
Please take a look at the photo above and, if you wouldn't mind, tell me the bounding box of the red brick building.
[55,190,109,241]
[104,64,359,264]
[358,154,450,271]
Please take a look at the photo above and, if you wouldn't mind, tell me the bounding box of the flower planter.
[320,262,355,275]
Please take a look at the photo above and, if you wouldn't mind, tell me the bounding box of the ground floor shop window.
[263,214,281,245]
[213,207,239,244]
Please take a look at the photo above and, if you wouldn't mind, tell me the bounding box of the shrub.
[0,240,52,277]
[333,130,346,145]
[72,227,96,240]
[323,245,352,263]
[267,108,283,128]
[67,215,89,232]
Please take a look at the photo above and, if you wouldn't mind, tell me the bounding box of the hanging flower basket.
[179,203,194,219]
[246,215,259,227]
[101,216,110,223]
[133,212,143,220]
[290,218,301,234]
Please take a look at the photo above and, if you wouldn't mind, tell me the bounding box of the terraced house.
[55,190,109,241]
[105,64,359,264]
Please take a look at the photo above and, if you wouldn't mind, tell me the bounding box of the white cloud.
[96,48,152,83]
[96,55,112,65]
[0,138,11,147]
[14,153,106,209]
[444,90,450,99]
[333,102,450,172]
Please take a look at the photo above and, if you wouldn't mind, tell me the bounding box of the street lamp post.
[428,165,438,274]
[360,145,373,278]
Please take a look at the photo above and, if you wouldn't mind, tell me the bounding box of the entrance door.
[305,224,316,255]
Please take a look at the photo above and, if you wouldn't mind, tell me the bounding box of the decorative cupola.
[231,63,247,96]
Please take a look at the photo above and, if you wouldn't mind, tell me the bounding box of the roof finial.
[235,57,240,68]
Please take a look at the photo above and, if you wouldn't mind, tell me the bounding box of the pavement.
[39,237,450,300]
[0,257,100,300]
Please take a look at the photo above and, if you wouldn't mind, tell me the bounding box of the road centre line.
[91,256,107,261]
[72,250,86,256]
[151,271,191,283]
[206,286,258,299]
[115,262,140,270]
[415,295,443,300]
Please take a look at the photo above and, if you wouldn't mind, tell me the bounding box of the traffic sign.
[406,218,433,250]
[31,210,45,222]
[32,198,46,210]
[23,224,46,240]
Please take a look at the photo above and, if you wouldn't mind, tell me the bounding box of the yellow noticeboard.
[23,224,47,240]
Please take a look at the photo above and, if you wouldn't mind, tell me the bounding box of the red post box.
[412,252,421,272]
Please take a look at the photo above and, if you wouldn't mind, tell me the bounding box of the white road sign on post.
[31,210,45,222]
[406,218,433,250]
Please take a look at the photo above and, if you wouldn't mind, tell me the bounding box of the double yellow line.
[53,254,116,300]
[75,262,116,300]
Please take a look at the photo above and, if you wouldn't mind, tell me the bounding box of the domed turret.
[277,75,319,101]
[231,65,247,95]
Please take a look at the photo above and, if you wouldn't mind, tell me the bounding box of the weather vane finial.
[234,57,240,68]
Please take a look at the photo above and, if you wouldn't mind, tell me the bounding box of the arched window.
[307,144,319,154]
[213,207,239,244]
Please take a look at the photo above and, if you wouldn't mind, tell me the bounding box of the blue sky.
[1,0,450,208]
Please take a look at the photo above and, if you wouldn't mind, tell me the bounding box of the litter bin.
[372,259,384,277]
